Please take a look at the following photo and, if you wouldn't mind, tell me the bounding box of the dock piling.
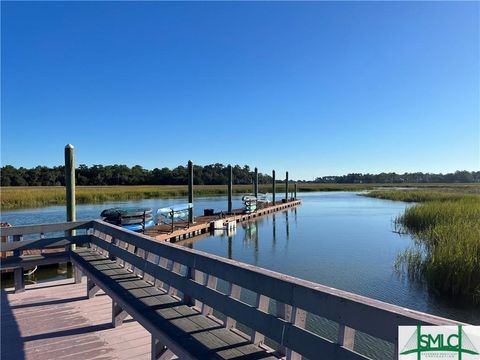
[294,183,297,200]
[254,167,258,198]
[188,160,194,224]
[285,171,289,201]
[228,165,233,213]
[65,144,76,251]
[272,170,276,206]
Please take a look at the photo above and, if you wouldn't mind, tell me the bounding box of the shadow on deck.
[0,279,151,360]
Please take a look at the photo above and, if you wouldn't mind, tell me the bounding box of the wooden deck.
[1,278,152,360]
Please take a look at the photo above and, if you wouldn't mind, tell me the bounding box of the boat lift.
[157,203,193,233]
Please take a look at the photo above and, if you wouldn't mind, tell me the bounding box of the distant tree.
[1,164,479,186]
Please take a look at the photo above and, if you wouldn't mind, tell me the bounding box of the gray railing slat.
[0,221,93,237]
[1,252,71,270]
[0,235,91,252]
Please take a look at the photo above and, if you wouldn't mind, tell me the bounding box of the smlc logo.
[399,326,480,360]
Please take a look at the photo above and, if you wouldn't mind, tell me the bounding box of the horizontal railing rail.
[0,235,91,253]
[0,220,93,237]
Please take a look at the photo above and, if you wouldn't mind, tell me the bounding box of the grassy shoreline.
[2,183,479,211]
[364,189,480,303]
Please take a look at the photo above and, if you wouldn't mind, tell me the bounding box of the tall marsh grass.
[0,185,246,210]
[367,189,480,302]
[3,183,478,211]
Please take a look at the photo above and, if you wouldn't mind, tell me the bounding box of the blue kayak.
[123,219,155,232]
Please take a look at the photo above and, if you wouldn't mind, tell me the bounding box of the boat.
[100,207,155,231]
[157,203,193,222]
[242,195,257,202]
[122,219,156,232]
[100,208,153,219]
[242,195,257,213]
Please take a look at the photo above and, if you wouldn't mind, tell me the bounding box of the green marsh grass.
[1,185,248,210]
[3,183,478,210]
[366,189,480,302]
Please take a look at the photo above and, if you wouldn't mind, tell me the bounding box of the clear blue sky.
[1,1,478,180]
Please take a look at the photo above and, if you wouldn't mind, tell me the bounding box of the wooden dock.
[144,200,302,243]
[1,278,152,360]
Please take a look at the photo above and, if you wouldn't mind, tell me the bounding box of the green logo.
[399,326,479,360]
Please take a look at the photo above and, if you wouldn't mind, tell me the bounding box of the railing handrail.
[0,234,91,253]
[0,220,93,237]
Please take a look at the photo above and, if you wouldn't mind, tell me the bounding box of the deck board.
[1,278,151,360]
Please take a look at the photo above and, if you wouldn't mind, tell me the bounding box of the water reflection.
[228,235,233,259]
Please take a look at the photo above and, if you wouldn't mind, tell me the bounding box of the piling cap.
[65,144,74,149]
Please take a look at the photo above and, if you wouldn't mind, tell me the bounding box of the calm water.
[1,192,478,326]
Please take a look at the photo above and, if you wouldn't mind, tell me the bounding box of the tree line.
[313,170,480,184]
[0,164,272,186]
[1,164,478,186]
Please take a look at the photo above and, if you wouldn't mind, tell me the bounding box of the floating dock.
[144,199,302,243]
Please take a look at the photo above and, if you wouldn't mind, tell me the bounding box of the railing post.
[14,268,25,293]
[251,294,270,345]
[338,324,356,350]
[225,283,241,329]
[112,300,128,327]
[227,164,233,213]
[272,170,276,206]
[183,266,196,306]
[188,160,194,224]
[87,278,100,298]
[201,274,217,316]
[151,335,173,360]
[13,234,25,293]
[276,301,293,355]
[286,307,307,360]
[74,267,83,284]
[167,262,182,296]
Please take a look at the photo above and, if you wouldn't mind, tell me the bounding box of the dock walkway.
[1,279,151,360]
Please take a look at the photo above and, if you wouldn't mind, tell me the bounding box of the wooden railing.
[0,220,465,359]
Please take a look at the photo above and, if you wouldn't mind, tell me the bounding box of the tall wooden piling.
[254,167,258,198]
[65,144,76,223]
[272,170,276,205]
[227,165,233,213]
[188,160,194,224]
[285,171,289,201]
[294,183,297,199]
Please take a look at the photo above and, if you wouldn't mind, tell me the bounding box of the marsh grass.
[3,183,479,210]
[1,185,250,210]
[366,189,480,302]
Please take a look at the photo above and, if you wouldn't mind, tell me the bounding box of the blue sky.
[1,1,478,180]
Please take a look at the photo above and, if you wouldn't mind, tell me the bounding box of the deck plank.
[1,279,151,360]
